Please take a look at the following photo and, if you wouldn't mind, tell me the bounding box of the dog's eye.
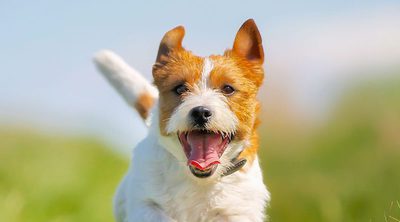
[174,84,189,95]
[222,85,235,96]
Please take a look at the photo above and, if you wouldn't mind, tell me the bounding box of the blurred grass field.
[1,76,400,222]
[0,131,128,222]
[261,76,400,221]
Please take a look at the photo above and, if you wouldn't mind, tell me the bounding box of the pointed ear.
[155,26,185,64]
[232,19,264,64]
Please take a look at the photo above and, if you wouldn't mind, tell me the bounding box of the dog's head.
[152,19,264,180]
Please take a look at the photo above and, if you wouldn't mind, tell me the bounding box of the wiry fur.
[94,19,270,222]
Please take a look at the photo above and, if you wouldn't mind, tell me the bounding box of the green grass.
[0,76,399,221]
[0,130,128,222]
[260,76,400,221]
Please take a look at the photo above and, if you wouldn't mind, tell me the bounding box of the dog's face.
[152,19,264,179]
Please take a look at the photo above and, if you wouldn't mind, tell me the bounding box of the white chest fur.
[114,133,269,222]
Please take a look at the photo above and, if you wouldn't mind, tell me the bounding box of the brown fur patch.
[153,49,204,135]
[239,103,261,168]
[209,54,264,168]
[133,92,155,120]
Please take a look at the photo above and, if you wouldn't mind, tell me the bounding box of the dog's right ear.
[232,19,264,65]
[155,26,185,65]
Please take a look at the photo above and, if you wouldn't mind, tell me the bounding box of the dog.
[94,19,270,222]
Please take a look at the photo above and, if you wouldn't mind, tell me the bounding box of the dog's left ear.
[232,19,264,64]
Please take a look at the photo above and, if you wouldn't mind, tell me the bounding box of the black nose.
[190,106,212,126]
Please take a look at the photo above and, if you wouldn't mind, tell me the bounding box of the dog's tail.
[93,50,158,126]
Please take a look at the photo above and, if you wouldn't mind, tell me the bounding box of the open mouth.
[178,130,233,178]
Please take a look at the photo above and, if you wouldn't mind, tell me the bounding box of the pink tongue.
[187,131,222,170]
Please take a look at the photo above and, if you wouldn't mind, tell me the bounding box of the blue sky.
[1,0,399,151]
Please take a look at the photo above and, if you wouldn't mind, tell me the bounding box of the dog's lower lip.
[189,165,216,178]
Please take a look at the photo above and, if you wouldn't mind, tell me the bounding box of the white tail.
[93,50,158,126]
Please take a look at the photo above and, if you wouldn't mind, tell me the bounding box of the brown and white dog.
[94,19,269,222]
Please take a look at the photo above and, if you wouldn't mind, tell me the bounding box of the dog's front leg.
[127,203,176,222]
